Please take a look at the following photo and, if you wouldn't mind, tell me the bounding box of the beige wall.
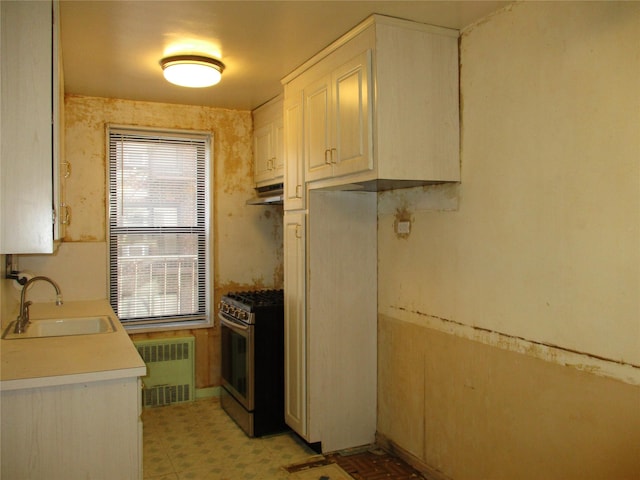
[377,2,640,479]
[378,316,640,480]
[6,95,283,388]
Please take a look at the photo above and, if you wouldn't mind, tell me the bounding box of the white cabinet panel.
[305,74,332,181]
[252,95,284,187]
[0,0,64,253]
[306,190,377,451]
[304,50,371,183]
[330,50,372,178]
[283,211,307,437]
[283,14,460,191]
[1,377,143,479]
[284,90,305,210]
[283,193,377,453]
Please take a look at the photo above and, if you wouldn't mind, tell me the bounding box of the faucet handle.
[22,300,32,319]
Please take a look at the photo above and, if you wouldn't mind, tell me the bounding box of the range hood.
[246,183,284,206]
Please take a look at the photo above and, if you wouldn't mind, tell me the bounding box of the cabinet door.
[304,51,372,183]
[52,0,66,242]
[273,115,285,179]
[0,0,54,253]
[1,378,142,479]
[283,211,307,438]
[332,50,372,178]
[253,123,274,184]
[284,91,305,210]
[304,74,333,182]
[252,94,284,186]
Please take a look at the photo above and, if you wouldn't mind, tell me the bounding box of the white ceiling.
[60,1,509,111]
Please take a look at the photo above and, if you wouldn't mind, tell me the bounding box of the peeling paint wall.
[12,95,283,388]
[377,2,640,478]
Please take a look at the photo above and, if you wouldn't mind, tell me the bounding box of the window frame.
[106,125,213,332]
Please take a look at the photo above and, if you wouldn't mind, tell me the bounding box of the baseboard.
[195,386,221,399]
[375,432,452,480]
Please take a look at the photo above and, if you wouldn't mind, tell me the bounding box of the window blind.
[108,128,209,328]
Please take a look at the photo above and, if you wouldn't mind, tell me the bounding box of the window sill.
[124,317,213,335]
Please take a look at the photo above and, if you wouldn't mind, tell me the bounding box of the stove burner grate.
[225,289,283,309]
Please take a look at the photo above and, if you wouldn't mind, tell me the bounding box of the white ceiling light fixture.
[160,55,225,88]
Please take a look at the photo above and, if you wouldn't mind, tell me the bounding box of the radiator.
[134,336,195,407]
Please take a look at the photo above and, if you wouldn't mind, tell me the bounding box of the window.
[108,127,210,329]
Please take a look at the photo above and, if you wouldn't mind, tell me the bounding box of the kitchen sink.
[2,315,116,339]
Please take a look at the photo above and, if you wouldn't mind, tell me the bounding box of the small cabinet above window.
[252,95,284,187]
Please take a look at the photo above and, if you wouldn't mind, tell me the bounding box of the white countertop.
[0,300,146,391]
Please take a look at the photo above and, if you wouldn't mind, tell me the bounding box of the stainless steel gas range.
[218,289,287,437]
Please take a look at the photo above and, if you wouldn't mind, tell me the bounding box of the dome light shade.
[160,55,225,88]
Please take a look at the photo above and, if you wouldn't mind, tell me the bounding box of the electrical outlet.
[396,220,411,234]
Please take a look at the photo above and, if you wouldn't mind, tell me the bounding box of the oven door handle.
[219,313,250,334]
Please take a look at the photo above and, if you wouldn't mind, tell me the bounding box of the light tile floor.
[142,397,319,480]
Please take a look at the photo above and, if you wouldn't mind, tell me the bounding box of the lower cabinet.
[1,377,143,479]
[283,211,307,436]
[284,190,377,453]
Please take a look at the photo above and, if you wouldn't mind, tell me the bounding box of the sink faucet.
[13,276,63,334]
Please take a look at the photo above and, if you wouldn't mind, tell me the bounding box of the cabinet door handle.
[324,149,331,165]
[331,148,338,164]
[61,161,71,179]
[60,203,71,225]
[295,184,302,199]
[295,224,302,239]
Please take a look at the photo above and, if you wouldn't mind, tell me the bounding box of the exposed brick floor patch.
[327,448,427,480]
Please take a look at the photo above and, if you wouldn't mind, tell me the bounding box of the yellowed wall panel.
[378,2,640,478]
[378,1,640,379]
[7,95,283,388]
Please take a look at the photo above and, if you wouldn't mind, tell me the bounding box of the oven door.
[220,313,254,411]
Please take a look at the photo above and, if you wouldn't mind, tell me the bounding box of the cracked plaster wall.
[377,2,640,479]
[12,95,283,388]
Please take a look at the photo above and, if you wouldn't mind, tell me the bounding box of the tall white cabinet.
[0,0,64,253]
[308,190,377,451]
[284,192,377,453]
[283,211,307,436]
[282,14,459,453]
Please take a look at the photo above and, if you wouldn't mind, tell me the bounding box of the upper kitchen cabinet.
[252,95,284,187]
[303,50,372,183]
[283,88,305,210]
[282,14,460,191]
[0,0,64,253]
